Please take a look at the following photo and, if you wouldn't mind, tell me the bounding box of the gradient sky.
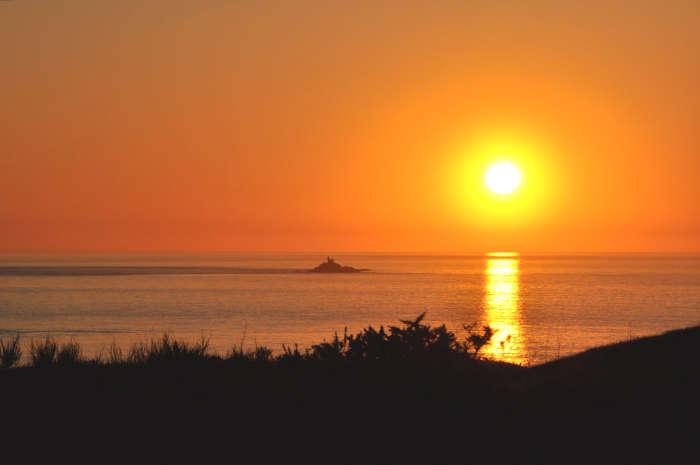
[1,1,699,253]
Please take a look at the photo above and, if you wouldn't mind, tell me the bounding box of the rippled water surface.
[1,253,699,364]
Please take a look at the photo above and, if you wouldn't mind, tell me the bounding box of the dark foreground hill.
[1,320,698,464]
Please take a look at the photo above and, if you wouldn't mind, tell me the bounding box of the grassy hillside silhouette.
[1,316,698,464]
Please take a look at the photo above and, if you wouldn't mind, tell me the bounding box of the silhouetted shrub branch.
[30,336,58,367]
[0,334,22,369]
[309,313,494,363]
[462,323,496,358]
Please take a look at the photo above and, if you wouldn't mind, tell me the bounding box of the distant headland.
[309,256,367,273]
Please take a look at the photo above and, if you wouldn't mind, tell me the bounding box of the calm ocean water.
[1,253,699,364]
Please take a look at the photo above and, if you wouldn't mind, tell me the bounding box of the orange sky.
[1,1,699,253]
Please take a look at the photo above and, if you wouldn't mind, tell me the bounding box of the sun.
[485,162,522,195]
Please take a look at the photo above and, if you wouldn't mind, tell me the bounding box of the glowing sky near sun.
[1,1,699,253]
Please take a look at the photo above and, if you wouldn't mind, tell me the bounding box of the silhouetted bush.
[277,344,309,363]
[136,334,212,364]
[127,342,149,364]
[30,336,58,367]
[462,323,496,358]
[226,344,274,363]
[107,341,124,364]
[56,341,82,366]
[384,313,457,360]
[253,346,273,362]
[309,313,494,363]
[5,315,493,369]
[0,334,22,369]
[310,330,348,361]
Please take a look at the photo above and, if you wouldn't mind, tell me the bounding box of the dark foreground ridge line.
[1,316,698,464]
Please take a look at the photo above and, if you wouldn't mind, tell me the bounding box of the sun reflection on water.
[483,253,526,364]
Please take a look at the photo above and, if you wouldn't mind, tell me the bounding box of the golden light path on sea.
[483,253,526,364]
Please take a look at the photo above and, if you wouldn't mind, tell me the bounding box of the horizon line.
[2,250,700,257]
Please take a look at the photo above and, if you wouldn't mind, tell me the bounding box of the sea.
[1,253,699,365]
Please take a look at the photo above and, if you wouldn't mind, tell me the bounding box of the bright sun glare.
[485,162,522,195]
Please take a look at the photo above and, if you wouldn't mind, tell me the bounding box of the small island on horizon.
[310,256,367,273]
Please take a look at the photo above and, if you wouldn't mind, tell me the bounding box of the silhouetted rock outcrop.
[310,256,365,273]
